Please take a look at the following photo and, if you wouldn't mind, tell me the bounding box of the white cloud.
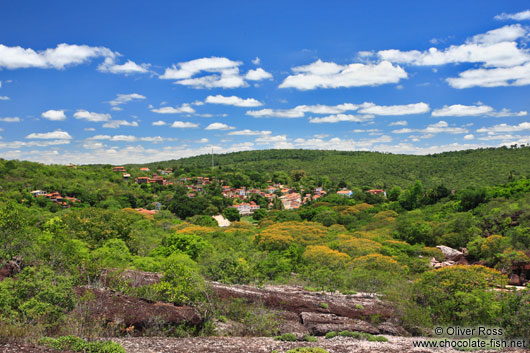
[160,57,247,89]
[389,120,408,126]
[495,10,530,21]
[228,129,271,136]
[84,127,96,132]
[432,104,494,116]
[378,25,530,68]
[358,102,430,115]
[151,103,195,114]
[0,43,148,75]
[279,59,407,90]
[205,122,235,130]
[246,108,305,118]
[171,121,199,128]
[152,120,167,126]
[26,130,72,139]
[88,135,176,143]
[205,94,263,107]
[464,134,475,140]
[255,134,289,144]
[109,93,146,106]
[245,68,273,81]
[0,117,20,122]
[477,122,530,133]
[74,110,111,122]
[432,104,527,117]
[393,121,468,134]
[42,109,66,121]
[99,60,149,74]
[294,103,359,114]
[309,114,374,124]
[252,57,261,65]
[446,62,530,88]
[102,120,139,128]
[0,96,9,100]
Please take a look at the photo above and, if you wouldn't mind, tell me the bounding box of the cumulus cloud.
[42,109,66,121]
[205,95,263,107]
[246,108,305,118]
[308,114,374,124]
[0,96,9,100]
[389,120,408,126]
[392,121,468,134]
[205,122,235,130]
[0,43,148,74]
[26,130,72,139]
[99,59,149,74]
[74,110,111,122]
[252,57,261,65]
[245,68,273,81]
[495,10,530,21]
[477,122,530,133]
[378,25,529,68]
[432,104,527,117]
[228,129,272,136]
[151,104,195,114]
[89,135,175,143]
[102,120,139,128]
[152,120,167,126]
[109,93,146,106]
[160,57,248,89]
[358,102,430,115]
[171,121,199,128]
[446,62,530,88]
[0,117,20,122]
[279,59,407,90]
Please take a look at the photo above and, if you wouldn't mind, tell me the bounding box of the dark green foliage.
[500,290,530,339]
[153,233,211,260]
[223,207,241,222]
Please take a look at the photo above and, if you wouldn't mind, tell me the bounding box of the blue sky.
[1,1,530,164]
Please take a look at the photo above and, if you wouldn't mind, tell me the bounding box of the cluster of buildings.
[30,190,79,208]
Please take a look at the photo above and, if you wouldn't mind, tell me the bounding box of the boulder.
[300,312,379,336]
[509,273,521,286]
[73,287,202,331]
[436,245,463,261]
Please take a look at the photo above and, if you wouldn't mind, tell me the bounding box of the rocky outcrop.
[73,287,202,331]
[436,245,464,261]
[300,312,379,335]
[100,270,408,336]
[211,282,393,320]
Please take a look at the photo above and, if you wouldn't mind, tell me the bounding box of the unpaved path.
[113,336,526,353]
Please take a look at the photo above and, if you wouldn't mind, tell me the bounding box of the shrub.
[325,331,337,339]
[285,348,329,353]
[414,265,504,325]
[303,245,350,268]
[500,289,530,339]
[338,238,383,258]
[152,233,211,260]
[275,332,297,341]
[303,335,318,342]
[255,222,328,250]
[39,336,126,353]
[150,260,206,305]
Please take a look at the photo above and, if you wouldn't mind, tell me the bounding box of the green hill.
[138,146,530,189]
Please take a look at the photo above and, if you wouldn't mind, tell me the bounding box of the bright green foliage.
[0,266,74,328]
[152,233,212,260]
[39,336,125,353]
[151,259,206,305]
[91,239,132,268]
[274,333,297,341]
[285,348,329,353]
[414,265,504,325]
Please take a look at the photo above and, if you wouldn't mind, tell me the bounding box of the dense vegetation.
[0,147,530,349]
[142,146,530,189]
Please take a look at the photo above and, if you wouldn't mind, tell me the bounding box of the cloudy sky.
[1,1,530,164]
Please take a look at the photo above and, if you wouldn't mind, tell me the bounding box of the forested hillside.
[139,146,530,189]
